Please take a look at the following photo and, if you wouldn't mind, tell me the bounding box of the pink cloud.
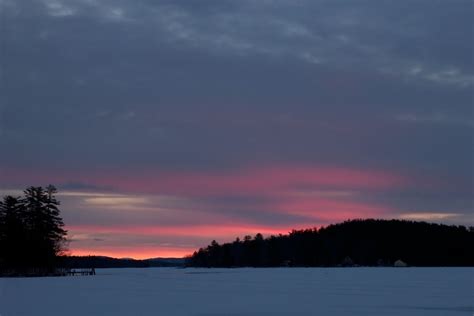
[68,223,296,239]
[0,165,408,197]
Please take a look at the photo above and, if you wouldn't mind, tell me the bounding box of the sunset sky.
[1,0,473,259]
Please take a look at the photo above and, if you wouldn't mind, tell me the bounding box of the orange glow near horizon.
[69,247,194,259]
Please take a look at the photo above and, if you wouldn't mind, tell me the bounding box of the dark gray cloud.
[1,0,472,226]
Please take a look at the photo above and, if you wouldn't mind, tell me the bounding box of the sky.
[0,0,473,259]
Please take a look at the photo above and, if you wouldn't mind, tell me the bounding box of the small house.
[393,259,407,267]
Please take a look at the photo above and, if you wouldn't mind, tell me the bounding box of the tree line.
[58,256,185,269]
[186,219,474,267]
[0,186,68,274]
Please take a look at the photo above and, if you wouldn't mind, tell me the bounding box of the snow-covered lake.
[0,267,472,315]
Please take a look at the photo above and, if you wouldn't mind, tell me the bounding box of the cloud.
[42,0,76,17]
[51,166,410,196]
[84,196,150,207]
[395,113,474,128]
[8,0,470,88]
[59,182,114,191]
[383,64,474,89]
[399,213,461,221]
[2,1,472,176]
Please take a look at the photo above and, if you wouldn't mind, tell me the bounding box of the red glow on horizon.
[69,247,193,259]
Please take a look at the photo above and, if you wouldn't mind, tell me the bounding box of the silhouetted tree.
[0,196,27,268]
[186,219,474,268]
[0,186,67,274]
[23,186,67,269]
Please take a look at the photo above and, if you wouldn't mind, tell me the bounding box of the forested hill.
[186,219,474,267]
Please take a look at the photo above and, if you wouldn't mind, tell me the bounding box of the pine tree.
[23,186,67,269]
[0,186,68,274]
[0,195,26,268]
[44,185,68,256]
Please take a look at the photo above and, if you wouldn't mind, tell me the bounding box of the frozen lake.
[0,267,472,315]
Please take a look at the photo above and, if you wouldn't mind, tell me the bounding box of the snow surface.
[0,267,472,316]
